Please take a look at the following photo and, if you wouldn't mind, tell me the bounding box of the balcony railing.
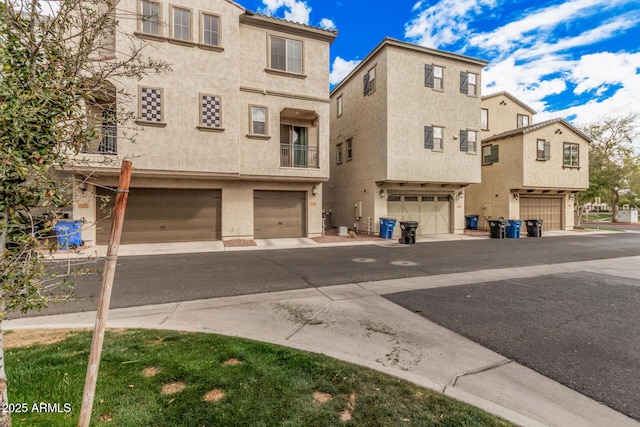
[280,144,318,168]
[82,126,117,155]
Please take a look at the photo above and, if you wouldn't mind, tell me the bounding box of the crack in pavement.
[447,359,513,389]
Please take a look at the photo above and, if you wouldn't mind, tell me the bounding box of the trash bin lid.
[400,221,419,226]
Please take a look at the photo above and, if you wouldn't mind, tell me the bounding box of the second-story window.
[517,114,530,128]
[140,1,161,36]
[337,95,343,117]
[202,14,220,46]
[270,37,302,74]
[483,144,499,165]
[251,106,267,135]
[336,143,343,164]
[564,143,579,167]
[172,7,191,41]
[537,139,550,160]
[460,130,477,153]
[481,108,488,130]
[346,138,353,160]
[424,126,443,151]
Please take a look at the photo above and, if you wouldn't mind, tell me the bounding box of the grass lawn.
[581,213,613,222]
[5,329,515,426]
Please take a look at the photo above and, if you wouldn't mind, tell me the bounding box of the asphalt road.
[15,231,640,421]
[27,232,640,317]
[386,271,640,421]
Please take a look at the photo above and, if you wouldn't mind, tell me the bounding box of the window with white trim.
[564,143,579,167]
[336,143,343,164]
[483,144,499,165]
[140,1,161,36]
[346,138,353,160]
[425,64,444,90]
[537,139,550,160]
[270,36,302,74]
[363,66,376,95]
[460,71,478,95]
[337,94,343,117]
[467,130,477,153]
[424,126,443,151]
[201,13,220,46]
[481,108,488,130]
[250,106,267,135]
[172,7,191,41]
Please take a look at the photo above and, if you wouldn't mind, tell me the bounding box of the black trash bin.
[488,218,506,239]
[526,219,543,237]
[399,221,419,244]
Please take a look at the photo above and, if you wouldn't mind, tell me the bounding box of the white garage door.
[520,197,562,230]
[387,195,451,235]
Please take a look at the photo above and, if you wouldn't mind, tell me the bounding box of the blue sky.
[243,0,640,131]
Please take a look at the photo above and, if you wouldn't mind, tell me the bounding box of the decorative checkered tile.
[201,95,221,127]
[140,87,162,122]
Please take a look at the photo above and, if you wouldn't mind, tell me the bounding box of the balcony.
[82,126,117,155]
[280,144,318,168]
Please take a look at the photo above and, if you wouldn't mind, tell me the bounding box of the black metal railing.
[280,144,318,168]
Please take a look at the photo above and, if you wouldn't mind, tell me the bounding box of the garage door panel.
[388,195,451,236]
[520,197,562,230]
[96,188,221,244]
[254,191,306,239]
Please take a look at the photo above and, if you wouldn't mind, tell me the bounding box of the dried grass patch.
[4,328,83,349]
[161,382,186,395]
[223,357,242,366]
[312,391,332,404]
[143,366,161,378]
[203,389,225,402]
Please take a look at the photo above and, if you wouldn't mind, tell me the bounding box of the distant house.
[465,92,590,230]
[65,0,336,245]
[326,38,488,237]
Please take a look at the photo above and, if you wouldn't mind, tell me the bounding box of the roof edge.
[331,37,489,96]
[483,118,592,143]
[482,91,537,114]
[240,11,337,44]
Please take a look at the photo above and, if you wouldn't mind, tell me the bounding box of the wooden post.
[78,160,132,427]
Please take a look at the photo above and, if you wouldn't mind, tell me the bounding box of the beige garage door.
[520,197,562,230]
[387,195,451,235]
[96,188,221,244]
[254,191,306,239]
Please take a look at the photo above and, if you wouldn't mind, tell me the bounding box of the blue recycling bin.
[54,220,83,249]
[505,220,522,238]
[465,215,479,230]
[379,217,397,239]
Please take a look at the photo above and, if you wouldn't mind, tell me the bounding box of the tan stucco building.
[466,92,590,231]
[325,38,488,237]
[68,0,336,245]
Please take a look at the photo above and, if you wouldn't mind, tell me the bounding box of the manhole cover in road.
[353,258,376,263]
[391,260,417,266]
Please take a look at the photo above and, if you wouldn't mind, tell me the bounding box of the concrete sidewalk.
[7,254,639,427]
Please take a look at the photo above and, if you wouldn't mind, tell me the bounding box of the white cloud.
[404,0,496,48]
[330,56,362,86]
[319,18,336,30]
[259,0,312,25]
